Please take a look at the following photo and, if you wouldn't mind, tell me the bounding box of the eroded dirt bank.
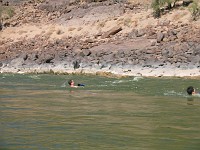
[0,0,200,77]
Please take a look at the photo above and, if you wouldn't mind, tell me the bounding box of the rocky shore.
[0,0,200,77]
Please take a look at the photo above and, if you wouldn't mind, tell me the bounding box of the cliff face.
[0,0,200,76]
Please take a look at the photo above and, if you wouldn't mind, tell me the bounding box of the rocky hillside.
[0,0,200,77]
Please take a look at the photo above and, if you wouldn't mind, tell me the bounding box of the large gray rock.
[9,57,24,67]
[157,32,164,43]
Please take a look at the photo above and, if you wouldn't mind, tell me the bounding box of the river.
[0,73,200,150]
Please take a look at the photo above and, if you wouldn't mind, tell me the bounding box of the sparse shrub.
[123,17,132,27]
[0,6,15,19]
[0,6,15,30]
[35,0,46,3]
[97,21,106,28]
[0,8,2,30]
[151,0,200,21]
[80,0,107,3]
[189,0,200,20]
[6,7,15,18]
[151,0,161,18]
[151,0,180,18]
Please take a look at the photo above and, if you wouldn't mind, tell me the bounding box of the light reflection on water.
[0,74,200,150]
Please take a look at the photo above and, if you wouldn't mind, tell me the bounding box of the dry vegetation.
[127,0,151,5]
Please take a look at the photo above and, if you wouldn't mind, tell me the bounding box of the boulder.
[9,57,24,67]
[102,26,122,38]
[157,32,164,43]
[79,49,92,57]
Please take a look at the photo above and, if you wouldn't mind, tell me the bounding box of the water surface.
[0,74,200,150]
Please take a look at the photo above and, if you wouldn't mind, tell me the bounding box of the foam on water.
[193,94,200,97]
[60,81,68,87]
[132,76,144,81]
[111,77,144,84]
[164,90,185,97]
[28,75,41,80]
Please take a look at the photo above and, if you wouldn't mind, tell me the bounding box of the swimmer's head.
[187,86,195,95]
[68,79,74,86]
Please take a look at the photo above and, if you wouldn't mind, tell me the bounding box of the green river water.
[0,73,200,150]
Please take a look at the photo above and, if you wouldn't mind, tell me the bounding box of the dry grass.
[127,0,151,5]
[127,0,200,7]
[172,10,189,20]
[19,30,28,35]
[68,27,76,31]
[123,17,132,27]
[56,29,64,35]
[98,21,106,27]
[44,26,55,37]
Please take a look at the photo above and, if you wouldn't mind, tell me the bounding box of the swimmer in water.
[186,86,199,95]
[68,79,78,88]
[68,79,85,88]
